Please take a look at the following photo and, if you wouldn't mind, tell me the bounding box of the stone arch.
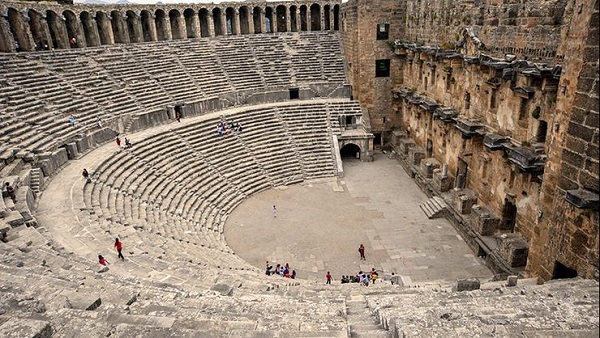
[95,11,113,45]
[63,10,80,48]
[225,7,236,35]
[324,4,331,30]
[126,10,142,43]
[80,11,99,47]
[276,5,287,32]
[310,4,321,31]
[299,5,308,31]
[140,10,155,42]
[333,4,340,30]
[213,8,223,36]
[252,7,262,33]
[8,8,32,51]
[198,8,210,37]
[169,9,184,40]
[340,143,362,159]
[183,8,197,38]
[111,10,128,44]
[265,7,274,33]
[290,5,298,32]
[155,9,169,41]
[29,9,49,50]
[47,10,68,49]
[239,6,250,34]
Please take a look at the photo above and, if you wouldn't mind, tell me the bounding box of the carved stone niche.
[455,190,477,214]
[391,130,408,147]
[497,233,529,268]
[408,146,426,166]
[471,204,500,236]
[420,157,441,179]
[565,189,599,210]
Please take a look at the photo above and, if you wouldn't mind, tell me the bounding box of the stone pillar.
[177,15,187,39]
[118,13,131,43]
[50,15,70,49]
[442,164,448,177]
[221,11,227,35]
[258,9,265,33]
[328,8,334,30]
[147,15,158,41]
[130,14,143,43]
[320,10,325,31]
[99,15,115,45]
[272,11,278,33]
[233,9,241,35]
[163,16,173,40]
[0,16,16,52]
[83,16,101,47]
[286,9,291,32]
[190,13,201,38]
[207,13,215,37]
[17,12,36,51]
[307,11,312,31]
[248,13,254,34]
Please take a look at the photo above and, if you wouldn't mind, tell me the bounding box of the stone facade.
[0,0,341,52]
[342,0,598,281]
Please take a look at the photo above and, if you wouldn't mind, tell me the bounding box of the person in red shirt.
[114,238,124,260]
[358,244,366,260]
[98,255,109,266]
[326,271,332,284]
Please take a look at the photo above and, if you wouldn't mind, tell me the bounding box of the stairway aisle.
[346,293,390,338]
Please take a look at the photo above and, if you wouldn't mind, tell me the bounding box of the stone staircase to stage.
[419,196,448,219]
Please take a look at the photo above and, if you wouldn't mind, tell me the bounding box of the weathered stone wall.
[529,0,599,281]
[402,0,566,63]
[340,0,404,141]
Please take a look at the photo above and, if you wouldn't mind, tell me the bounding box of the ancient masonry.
[0,0,598,337]
[341,0,598,281]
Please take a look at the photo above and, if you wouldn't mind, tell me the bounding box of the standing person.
[371,268,378,284]
[96,117,103,128]
[69,115,76,127]
[115,136,121,147]
[272,205,277,218]
[290,270,296,279]
[326,271,332,284]
[114,238,124,260]
[175,111,181,122]
[358,244,366,260]
[4,182,16,203]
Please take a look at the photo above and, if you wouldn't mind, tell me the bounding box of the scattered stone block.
[498,234,529,267]
[65,293,102,310]
[453,278,480,292]
[211,283,234,296]
[98,266,109,273]
[0,317,53,338]
[4,210,25,227]
[507,275,518,287]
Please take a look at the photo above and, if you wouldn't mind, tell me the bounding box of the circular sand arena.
[225,154,492,282]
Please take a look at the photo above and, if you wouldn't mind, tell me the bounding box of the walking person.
[115,136,121,147]
[326,271,332,285]
[358,244,366,260]
[272,205,277,218]
[82,168,91,183]
[114,238,124,260]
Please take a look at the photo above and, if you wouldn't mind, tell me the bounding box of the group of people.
[339,268,379,286]
[115,135,133,148]
[98,238,125,271]
[265,261,296,279]
[217,119,243,138]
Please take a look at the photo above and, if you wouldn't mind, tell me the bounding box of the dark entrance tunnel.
[340,144,361,159]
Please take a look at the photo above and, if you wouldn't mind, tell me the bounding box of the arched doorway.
[80,11,99,47]
[299,5,308,31]
[111,10,127,44]
[47,10,68,49]
[252,7,262,33]
[184,9,197,38]
[63,10,80,48]
[310,4,321,31]
[333,5,340,30]
[199,8,210,37]
[324,5,331,30]
[265,7,274,33]
[155,9,168,41]
[213,8,223,36]
[140,10,155,42]
[169,9,184,40]
[239,6,250,34]
[276,5,287,32]
[340,144,361,160]
[225,7,236,35]
[126,10,142,43]
[290,6,298,32]
[7,8,31,51]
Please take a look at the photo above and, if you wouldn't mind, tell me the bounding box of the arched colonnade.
[0,2,341,53]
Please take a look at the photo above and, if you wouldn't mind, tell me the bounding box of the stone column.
[272,11,278,33]
[190,13,201,38]
[248,12,254,34]
[221,11,227,35]
[258,9,264,33]
[286,9,291,32]
[162,16,173,40]
[307,11,312,31]
[83,16,101,47]
[177,15,187,39]
[0,16,16,52]
[49,15,70,49]
[18,12,36,51]
[207,13,215,37]
[130,13,143,43]
[320,10,325,31]
[233,9,241,35]
[328,8,334,30]
[147,14,158,41]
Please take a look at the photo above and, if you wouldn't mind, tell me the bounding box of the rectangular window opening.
[376,23,389,40]
[375,59,390,77]
[289,88,299,100]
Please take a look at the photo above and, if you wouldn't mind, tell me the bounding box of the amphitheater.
[0,0,599,337]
